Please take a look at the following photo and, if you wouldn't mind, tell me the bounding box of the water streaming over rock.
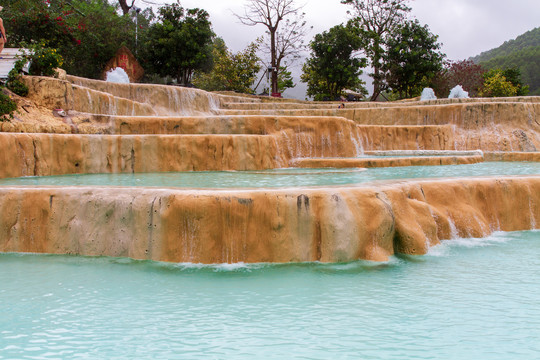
[3,75,539,264]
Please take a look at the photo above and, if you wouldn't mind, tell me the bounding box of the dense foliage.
[276,67,295,93]
[6,59,29,97]
[479,68,529,97]
[431,60,485,98]
[3,0,147,79]
[301,24,367,101]
[25,43,64,76]
[341,0,411,101]
[471,27,540,95]
[192,38,261,93]
[0,91,18,120]
[144,3,214,85]
[382,20,444,99]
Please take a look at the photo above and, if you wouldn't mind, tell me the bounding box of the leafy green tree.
[479,68,529,97]
[192,38,261,94]
[261,66,296,95]
[341,0,411,101]
[479,70,518,97]
[499,67,529,96]
[142,2,214,85]
[301,24,367,101]
[3,0,147,79]
[382,19,444,99]
[277,66,295,93]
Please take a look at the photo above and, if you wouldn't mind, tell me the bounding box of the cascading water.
[421,88,437,101]
[448,85,469,99]
[105,67,130,84]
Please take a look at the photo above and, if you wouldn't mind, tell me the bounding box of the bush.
[479,68,529,97]
[28,45,64,77]
[0,91,18,120]
[479,70,518,97]
[6,60,29,97]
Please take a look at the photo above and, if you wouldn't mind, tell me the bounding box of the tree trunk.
[371,65,381,101]
[270,29,278,94]
[119,0,133,16]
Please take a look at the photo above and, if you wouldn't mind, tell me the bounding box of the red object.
[271,92,282,98]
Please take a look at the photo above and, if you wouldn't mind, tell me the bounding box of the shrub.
[479,70,518,97]
[6,60,29,97]
[0,91,18,120]
[28,45,64,77]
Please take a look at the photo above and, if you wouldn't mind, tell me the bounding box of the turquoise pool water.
[1,230,539,359]
[0,162,539,188]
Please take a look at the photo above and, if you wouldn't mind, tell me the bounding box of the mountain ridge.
[470,27,540,95]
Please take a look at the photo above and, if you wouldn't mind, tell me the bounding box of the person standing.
[0,6,6,55]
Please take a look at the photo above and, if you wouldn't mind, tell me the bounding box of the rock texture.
[292,155,483,168]
[0,177,538,263]
[1,75,538,264]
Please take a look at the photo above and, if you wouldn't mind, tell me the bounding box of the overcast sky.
[143,0,540,97]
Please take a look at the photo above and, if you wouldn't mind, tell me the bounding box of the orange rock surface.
[0,177,537,263]
[1,75,538,264]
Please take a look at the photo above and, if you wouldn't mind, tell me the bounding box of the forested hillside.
[471,27,540,95]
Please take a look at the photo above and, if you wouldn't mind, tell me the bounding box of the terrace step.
[291,154,484,168]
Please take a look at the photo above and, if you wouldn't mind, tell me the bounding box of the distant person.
[0,6,5,56]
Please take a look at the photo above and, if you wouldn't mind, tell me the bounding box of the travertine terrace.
[0,75,538,263]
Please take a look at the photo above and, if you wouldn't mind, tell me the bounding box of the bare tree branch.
[235,0,308,94]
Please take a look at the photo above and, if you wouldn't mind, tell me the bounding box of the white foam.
[448,85,469,99]
[174,261,255,272]
[420,87,437,101]
[106,67,130,83]
[427,231,514,257]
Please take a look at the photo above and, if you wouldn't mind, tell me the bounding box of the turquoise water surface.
[0,162,538,188]
[1,230,539,359]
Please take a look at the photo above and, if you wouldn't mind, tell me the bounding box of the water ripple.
[0,230,539,359]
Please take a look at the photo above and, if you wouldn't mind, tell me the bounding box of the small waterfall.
[182,216,199,263]
[352,127,365,156]
[322,133,331,157]
[528,186,537,229]
[448,215,460,239]
[86,88,93,112]
[271,136,286,167]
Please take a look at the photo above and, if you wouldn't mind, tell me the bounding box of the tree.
[341,0,411,101]
[382,19,444,99]
[277,66,295,93]
[192,38,262,93]
[479,70,518,97]
[118,0,135,15]
[432,60,485,98]
[301,24,367,101]
[145,2,214,85]
[499,67,529,96]
[3,0,144,79]
[235,0,309,95]
[479,68,529,97]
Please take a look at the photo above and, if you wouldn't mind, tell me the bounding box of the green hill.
[470,27,540,95]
